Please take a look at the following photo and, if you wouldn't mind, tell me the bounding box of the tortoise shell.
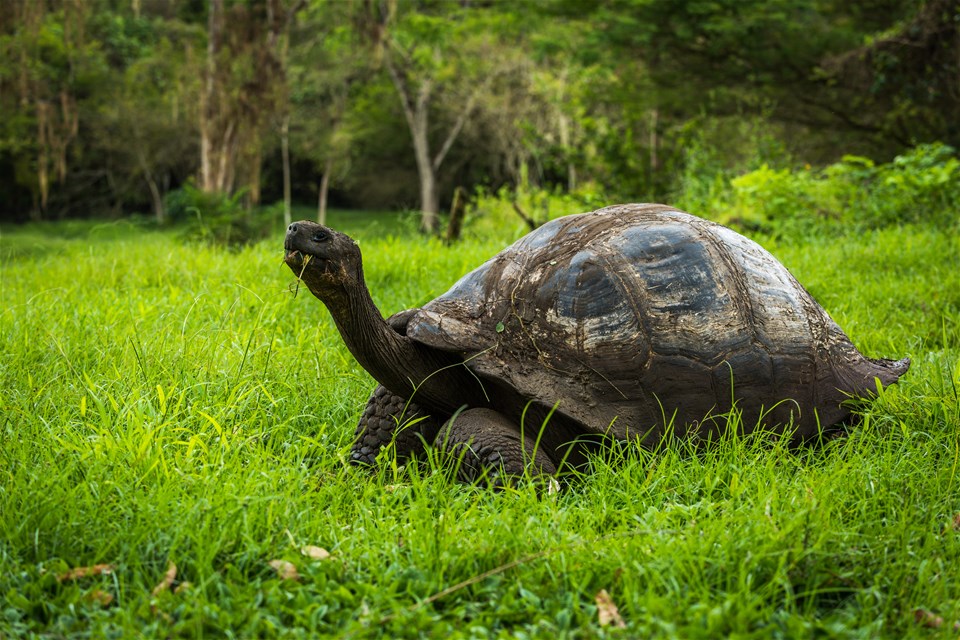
[404,203,908,442]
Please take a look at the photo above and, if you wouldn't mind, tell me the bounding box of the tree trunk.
[418,163,439,233]
[245,127,261,206]
[649,108,659,184]
[148,177,164,223]
[408,77,439,233]
[281,115,292,226]
[558,113,576,192]
[445,186,466,244]
[36,100,49,217]
[200,0,221,192]
[381,30,493,234]
[137,149,165,223]
[317,156,332,225]
[386,59,439,233]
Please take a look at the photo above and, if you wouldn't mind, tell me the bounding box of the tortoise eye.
[312,230,329,243]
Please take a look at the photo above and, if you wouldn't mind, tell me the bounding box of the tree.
[358,1,528,233]
[819,0,960,151]
[288,0,364,225]
[0,0,99,219]
[98,22,201,223]
[199,0,304,202]
[548,0,947,161]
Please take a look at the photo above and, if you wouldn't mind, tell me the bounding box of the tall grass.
[0,213,958,638]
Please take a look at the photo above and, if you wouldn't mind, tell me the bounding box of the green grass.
[1,215,958,638]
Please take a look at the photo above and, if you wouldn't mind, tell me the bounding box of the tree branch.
[432,85,479,172]
[384,55,418,134]
[432,72,498,172]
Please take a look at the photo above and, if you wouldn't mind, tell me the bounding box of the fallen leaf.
[914,608,944,628]
[85,589,114,606]
[57,564,114,582]
[546,477,561,495]
[915,609,960,631]
[269,559,300,581]
[300,546,331,561]
[151,562,178,596]
[952,513,960,530]
[595,589,626,628]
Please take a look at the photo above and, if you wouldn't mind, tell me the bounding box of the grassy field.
[1,210,959,638]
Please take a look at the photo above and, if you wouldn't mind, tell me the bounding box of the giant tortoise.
[283,203,909,483]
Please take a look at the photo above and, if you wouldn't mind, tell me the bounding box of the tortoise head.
[284,220,362,299]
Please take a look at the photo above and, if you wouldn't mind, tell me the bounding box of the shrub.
[466,176,608,242]
[164,183,277,248]
[688,142,960,240]
[829,143,960,228]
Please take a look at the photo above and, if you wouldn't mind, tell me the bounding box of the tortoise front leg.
[437,408,558,487]
[350,385,442,466]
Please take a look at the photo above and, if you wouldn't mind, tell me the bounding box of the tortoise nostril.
[288,223,299,234]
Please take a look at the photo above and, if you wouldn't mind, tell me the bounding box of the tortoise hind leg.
[437,408,558,487]
[351,385,442,466]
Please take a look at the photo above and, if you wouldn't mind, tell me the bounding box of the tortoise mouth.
[285,248,328,280]
[284,248,306,267]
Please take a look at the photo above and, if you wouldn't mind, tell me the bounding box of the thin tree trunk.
[36,100,49,217]
[649,108,659,181]
[281,115,292,226]
[137,148,165,223]
[445,186,466,244]
[385,59,438,233]
[145,173,164,223]
[200,0,222,192]
[317,156,332,225]
[409,81,439,233]
[247,150,261,207]
[216,118,235,193]
[418,161,439,233]
[511,200,538,231]
[558,113,576,191]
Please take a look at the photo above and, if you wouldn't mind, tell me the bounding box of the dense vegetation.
[1,0,958,232]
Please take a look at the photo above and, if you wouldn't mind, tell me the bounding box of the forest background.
[1,0,958,234]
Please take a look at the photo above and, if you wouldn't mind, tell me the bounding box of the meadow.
[1,207,959,638]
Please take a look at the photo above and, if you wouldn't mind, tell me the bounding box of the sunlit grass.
[0,217,958,637]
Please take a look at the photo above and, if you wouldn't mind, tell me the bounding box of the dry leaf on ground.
[57,564,114,582]
[914,608,960,632]
[301,546,331,561]
[269,559,300,581]
[595,589,626,628]
[85,589,114,606]
[151,562,178,596]
[914,608,944,628]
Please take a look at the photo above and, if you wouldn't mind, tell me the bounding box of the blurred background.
[0,0,957,237]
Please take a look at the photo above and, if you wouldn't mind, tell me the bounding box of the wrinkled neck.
[317,270,477,415]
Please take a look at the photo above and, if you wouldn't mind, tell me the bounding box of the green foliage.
[828,143,960,228]
[670,143,960,241]
[165,183,276,248]
[1,213,957,637]
[466,180,608,241]
[2,1,958,221]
